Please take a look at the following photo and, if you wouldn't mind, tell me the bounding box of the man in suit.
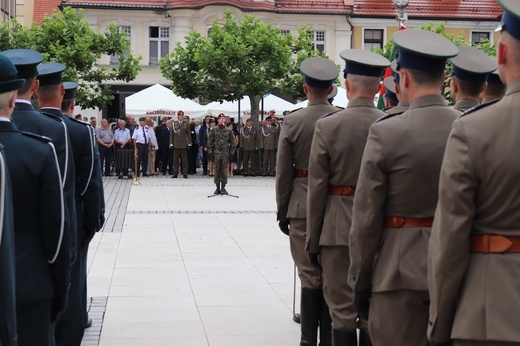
[198,116,211,175]
[428,2,520,345]
[240,118,258,176]
[170,110,189,178]
[160,119,173,175]
[348,29,460,346]
[0,54,70,346]
[0,144,17,346]
[36,64,103,345]
[306,49,389,346]
[1,49,77,263]
[276,57,339,346]
[450,46,497,112]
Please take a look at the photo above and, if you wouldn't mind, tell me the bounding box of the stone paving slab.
[82,173,301,345]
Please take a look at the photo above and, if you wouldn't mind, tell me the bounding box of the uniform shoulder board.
[320,109,342,119]
[285,107,302,115]
[461,99,500,117]
[335,106,345,110]
[375,113,399,123]
[20,131,52,143]
[70,117,90,126]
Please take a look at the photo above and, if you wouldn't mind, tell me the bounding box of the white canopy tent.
[204,94,295,119]
[125,84,208,119]
[289,86,350,110]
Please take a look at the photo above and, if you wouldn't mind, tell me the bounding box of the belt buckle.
[343,186,352,195]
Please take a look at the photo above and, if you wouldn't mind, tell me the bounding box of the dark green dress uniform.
[348,30,460,346]
[1,49,78,263]
[240,123,258,176]
[428,2,520,345]
[276,57,339,346]
[0,144,17,346]
[1,123,70,346]
[450,46,497,112]
[259,122,278,175]
[170,114,189,177]
[207,117,235,194]
[36,65,103,346]
[306,49,389,345]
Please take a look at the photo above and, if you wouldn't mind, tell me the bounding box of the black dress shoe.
[126,175,133,179]
[183,175,188,178]
[85,318,93,329]
[118,174,123,179]
[143,173,149,177]
[172,174,178,178]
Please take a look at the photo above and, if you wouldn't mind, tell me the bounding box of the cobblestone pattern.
[100,177,132,233]
[80,296,108,346]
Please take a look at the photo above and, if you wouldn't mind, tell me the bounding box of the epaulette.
[70,117,90,126]
[320,109,343,119]
[461,99,500,118]
[40,111,61,121]
[285,107,302,115]
[335,106,345,110]
[20,131,52,143]
[375,113,399,123]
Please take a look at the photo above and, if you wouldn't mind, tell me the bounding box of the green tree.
[0,7,141,110]
[160,11,323,126]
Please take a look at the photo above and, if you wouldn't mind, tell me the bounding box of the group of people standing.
[0,48,105,346]
[276,1,518,345]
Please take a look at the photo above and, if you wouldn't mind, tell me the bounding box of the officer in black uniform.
[0,54,70,346]
[36,63,103,345]
[1,48,78,263]
[0,143,17,346]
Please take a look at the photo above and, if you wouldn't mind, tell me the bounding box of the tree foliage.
[0,7,141,110]
[160,11,328,124]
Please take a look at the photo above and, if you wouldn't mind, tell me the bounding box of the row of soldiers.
[276,1,518,345]
[0,48,105,346]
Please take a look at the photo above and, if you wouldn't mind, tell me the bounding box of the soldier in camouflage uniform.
[207,113,235,195]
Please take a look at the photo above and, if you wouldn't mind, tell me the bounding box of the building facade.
[1,0,16,23]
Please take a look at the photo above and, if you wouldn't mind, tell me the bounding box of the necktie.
[143,127,147,144]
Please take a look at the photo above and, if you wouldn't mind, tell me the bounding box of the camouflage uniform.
[208,125,235,185]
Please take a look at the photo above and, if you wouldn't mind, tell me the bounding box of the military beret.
[497,0,520,40]
[177,110,184,116]
[340,49,390,77]
[450,46,497,83]
[300,57,339,89]
[393,29,459,72]
[63,81,78,99]
[0,54,25,93]
[0,49,43,79]
[37,63,66,87]
[217,113,225,120]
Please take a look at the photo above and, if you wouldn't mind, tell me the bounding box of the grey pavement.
[82,173,301,345]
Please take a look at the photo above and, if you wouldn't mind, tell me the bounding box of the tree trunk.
[248,94,262,129]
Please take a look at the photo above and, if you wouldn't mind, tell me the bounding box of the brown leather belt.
[328,185,356,196]
[471,234,520,253]
[384,216,434,228]
[294,169,308,178]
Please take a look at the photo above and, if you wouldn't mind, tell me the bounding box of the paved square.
[83,174,301,345]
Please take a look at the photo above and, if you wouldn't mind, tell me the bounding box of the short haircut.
[347,74,380,95]
[61,98,74,112]
[19,77,36,95]
[0,91,15,109]
[453,76,486,98]
[36,84,62,104]
[404,68,444,87]
[484,83,506,99]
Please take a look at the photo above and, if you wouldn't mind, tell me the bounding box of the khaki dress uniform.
[170,120,189,176]
[349,29,460,346]
[240,126,258,175]
[428,2,520,345]
[260,124,278,175]
[453,99,479,112]
[276,56,340,346]
[306,99,384,326]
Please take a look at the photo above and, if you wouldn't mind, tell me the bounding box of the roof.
[34,0,63,24]
[353,0,502,20]
[59,0,352,14]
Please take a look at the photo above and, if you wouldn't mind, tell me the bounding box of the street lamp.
[393,0,409,24]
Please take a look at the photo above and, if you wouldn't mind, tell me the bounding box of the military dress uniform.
[1,49,78,263]
[207,118,235,194]
[276,57,339,346]
[428,2,520,345]
[348,30,460,346]
[240,124,258,176]
[0,144,17,346]
[170,116,189,177]
[450,46,497,113]
[260,123,278,175]
[306,49,389,346]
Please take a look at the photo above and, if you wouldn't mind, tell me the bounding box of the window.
[280,30,290,36]
[364,29,384,50]
[110,25,131,65]
[471,31,490,45]
[307,30,325,53]
[149,26,170,66]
